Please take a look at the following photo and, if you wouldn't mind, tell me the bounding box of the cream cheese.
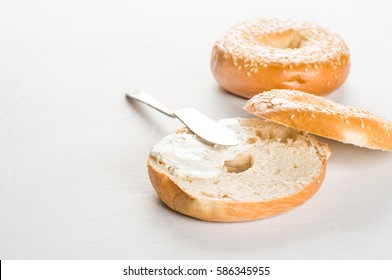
[150,118,251,178]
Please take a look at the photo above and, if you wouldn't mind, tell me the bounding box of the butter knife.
[125,91,238,146]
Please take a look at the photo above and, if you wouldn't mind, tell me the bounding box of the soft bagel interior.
[148,118,330,222]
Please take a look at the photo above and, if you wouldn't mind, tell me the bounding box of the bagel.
[211,18,350,98]
[148,118,330,222]
[244,89,392,151]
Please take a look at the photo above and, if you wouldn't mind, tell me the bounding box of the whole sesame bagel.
[244,89,392,151]
[211,18,350,98]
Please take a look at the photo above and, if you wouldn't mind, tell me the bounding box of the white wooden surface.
[1,0,392,259]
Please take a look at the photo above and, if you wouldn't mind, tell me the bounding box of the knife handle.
[125,91,175,118]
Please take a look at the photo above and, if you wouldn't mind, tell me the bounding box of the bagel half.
[148,118,330,222]
[244,89,392,151]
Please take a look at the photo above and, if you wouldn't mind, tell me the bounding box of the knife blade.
[125,91,238,146]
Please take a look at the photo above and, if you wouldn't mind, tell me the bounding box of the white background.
[0,0,391,259]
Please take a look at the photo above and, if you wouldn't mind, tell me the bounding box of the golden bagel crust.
[211,18,350,98]
[244,89,392,151]
[148,159,326,222]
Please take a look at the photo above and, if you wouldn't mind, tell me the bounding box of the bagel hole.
[224,153,254,173]
[259,29,305,49]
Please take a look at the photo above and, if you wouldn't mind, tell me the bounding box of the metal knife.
[125,91,238,146]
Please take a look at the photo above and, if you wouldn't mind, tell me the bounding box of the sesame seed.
[290,114,295,119]
[311,114,316,118]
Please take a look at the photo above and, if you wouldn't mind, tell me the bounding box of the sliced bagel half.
[148,118,330,222]
[244,89,392,151]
